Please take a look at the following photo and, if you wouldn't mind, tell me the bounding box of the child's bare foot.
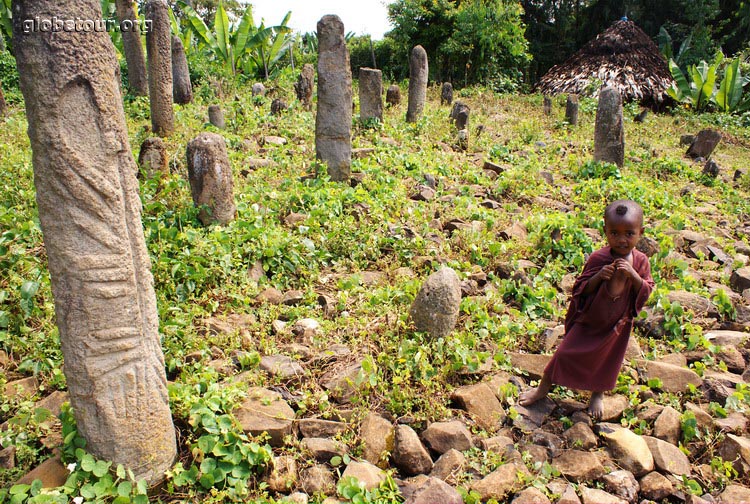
[518,374,551,406]
[588,392,604,420]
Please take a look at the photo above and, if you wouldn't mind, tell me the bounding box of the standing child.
[519,199,654,419]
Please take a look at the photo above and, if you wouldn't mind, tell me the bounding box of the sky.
[248,0,393,40]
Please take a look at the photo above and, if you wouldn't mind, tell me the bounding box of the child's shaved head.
[604,200,643,225]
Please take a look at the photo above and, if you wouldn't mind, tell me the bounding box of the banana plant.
[713,58,750,112]
[0,0,12,53]
[244,11,293,79]
[667,51,724,111]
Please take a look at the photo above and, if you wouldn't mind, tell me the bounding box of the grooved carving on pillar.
[145,0,174,136]
[12,0,177,483]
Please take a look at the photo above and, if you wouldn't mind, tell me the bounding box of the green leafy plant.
[336,474,403,503]
[668,51,723,111]
[714,57,750,113]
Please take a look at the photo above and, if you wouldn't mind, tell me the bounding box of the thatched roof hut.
[535,20,673,106]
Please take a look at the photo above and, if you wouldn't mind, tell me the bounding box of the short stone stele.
[410,267,461,338]
[186,132,237,225]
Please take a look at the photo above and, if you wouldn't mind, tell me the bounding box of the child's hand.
[614,258,639,280]
[598,263,617,281]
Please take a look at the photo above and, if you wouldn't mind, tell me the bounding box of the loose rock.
[421,420,473,454]
[409,267,461,338]
[234,387,295,447]
[393,424,433,476]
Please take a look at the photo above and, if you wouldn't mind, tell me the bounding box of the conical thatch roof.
[535,20,673,105]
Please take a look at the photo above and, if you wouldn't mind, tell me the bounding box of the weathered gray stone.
[259,355,306,379]
[594,86,624,167]
[686,129,722,160]
[421,420,473,454]
[298,418,347,438]
[171,35,192,104]
[394,424,433,476]
[359,68,383,123]
[271,98,287,115]
[565,94,579,126]
[341,461,386,490]
[441,82,453,105]
[470,462,530,501]
[639,471,673,501]
[551,450,606,482]
[294,63,315,110]
[208,105,225,129]
[515,399,556,431]
[300,464,335,495]
[635,360,703,393]
[406,45,428,123]
[115,0,148,96]
[410,267,461,338]
[234,387,295,446]
[138,137,168,177]
[580,486,628,504]
[13,0,177,482]
[602,470,639,503]
[145,0,174,136]
[450,101,470,130]
[406,476,463,504]
[450,382,506,431]
[731,267,750,293]
[598,423,654,477]
[644,436,691,476]
[252,82,266,96]
[360,412,394,468]
[430,448,465,484]
[301,437,347,463]
[265,455,298,493]
[315,15,352,182]
[513,487,551,504]
[708,330,750,347]
[186,132,237,225]
[653,405,682,446]
[564,422,598,450]
[386,84,401,106]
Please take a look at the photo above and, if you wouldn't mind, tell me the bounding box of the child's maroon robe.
[544,246,654,391]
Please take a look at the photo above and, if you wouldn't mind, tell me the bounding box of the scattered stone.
[321,361,364,402]
[259,355,306,379]
[731,267,750,293]
[284,212,308,226]
[171,35,192,104]
[266,455,298,493]
[686,129,722,160]
[653,405,682,446]
[565,94,579,126]
[580,486,628,504]
[564,422,598,450]
[410,185,436,201]
[514,399,556,430]
[594,86,624,167]
[637,236,660,257]
[281,493,308,504]
[598,423,654,477]
[509,352,551,381]
[145,0,174,136]
[601,470,639,503]
[552,450,606,482]
[234,387,295,447]
[252,82,266,96]
[718,484,750,503]
[513,487,551,504]
[666,290,716,317]
[600,395,628,422]
[4,376,39,399]
[360,412,394,468]
[558,484,582,504]
[0,445,15,469]
[644,436,691,476]
[138,136,169,178]
[281,290,305,306]
[406,45,428,123]
[451,383,506,432]
[294,64,315,110]
[341,461,386,490]
[717,434,750,475]
[263,135,287,146]
[298,418,347,438]
[430,448,465,484]
[186,132,236,225]
[271,98,287,115]
[14,455,68,488]
[316,15,352,182]
[359,68,383,123]
[302,437,347,463]
[300,464,335,495]
[716,345,746,374]
[470,462,530,502]
[640,471,673,501]
[257,288,283,305]
[421,420,473,454]
[635,360,702,393]
[393,424,433,476]
[386,84,401,107]
[715,412,749,433]
[406,476,463,504]
[409,267,461,339]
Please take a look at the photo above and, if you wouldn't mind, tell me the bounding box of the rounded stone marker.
[359,67,383,123]
[145,0,174,136]
[315,15,352,182]
[410,267,461,338]
[13,0,176,482]
[138,137,168,178]
[565,93,578,126]
[186,132,237,225]
[406,45,428,123]
[294,63,315,110]
[441,82,453,105]
[171,35,193,105]
[208,105,225,129]
[386,84,401,106]
[594,86,624,167]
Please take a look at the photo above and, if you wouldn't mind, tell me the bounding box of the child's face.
[603,214,643,258]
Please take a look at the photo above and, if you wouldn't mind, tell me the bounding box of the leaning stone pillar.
[594,86,624,167]
[406,45,428,123]
[12,0,176,483]
[171,36,193,105]
[359,67,383,123]
[145,0,174,136]
[315,15,352,182]
[115,0,149,96]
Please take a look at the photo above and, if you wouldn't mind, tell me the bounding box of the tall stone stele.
[115,0,148,96]
[406,45,428,123]
[171,35,193,105]
[315,15,352,182]
[359,67,383,123]
[145,0,174,136]
[594,86,624,167]
[12,0,177,483]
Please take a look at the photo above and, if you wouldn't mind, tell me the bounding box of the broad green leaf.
[214,1,231,70]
